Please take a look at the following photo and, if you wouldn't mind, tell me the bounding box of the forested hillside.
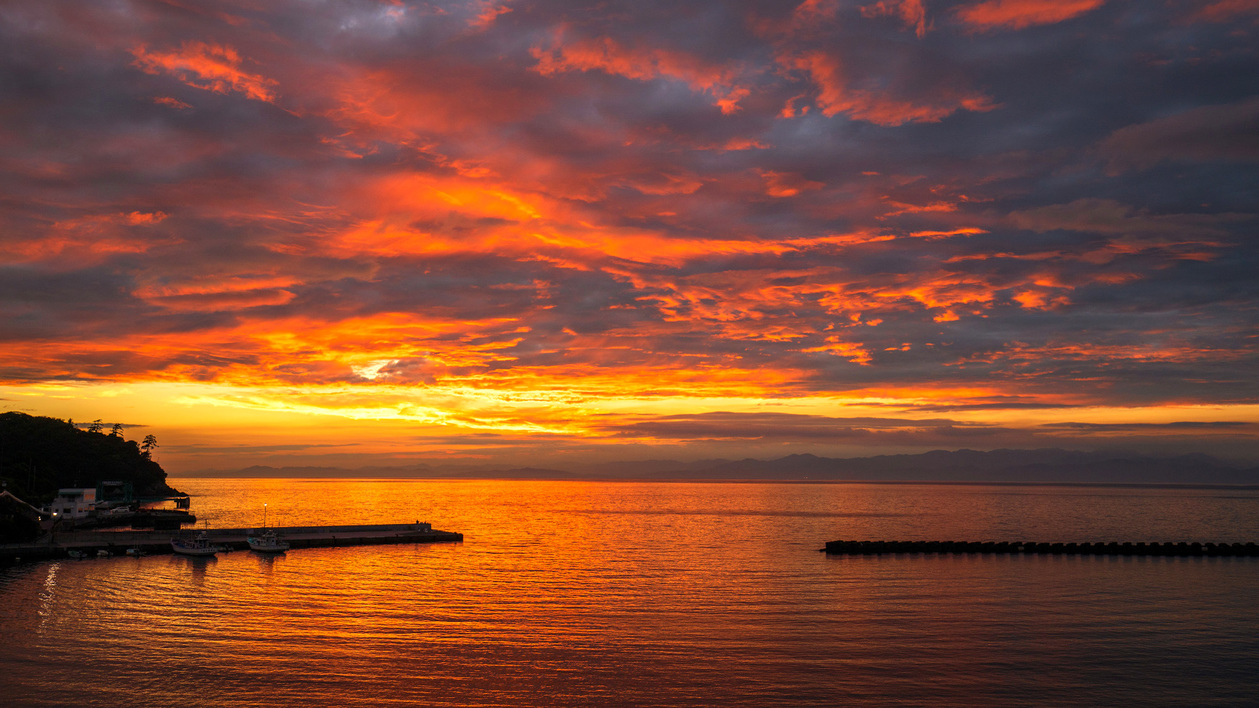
[0,412,179,504]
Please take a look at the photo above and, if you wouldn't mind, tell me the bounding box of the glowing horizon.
[2,1,1258,472]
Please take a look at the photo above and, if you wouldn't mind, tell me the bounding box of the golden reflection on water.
[1,480,1258,706]
[37,562,58,634]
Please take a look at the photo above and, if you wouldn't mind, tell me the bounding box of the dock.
[0,523,462,564]
[823,540,1259,556]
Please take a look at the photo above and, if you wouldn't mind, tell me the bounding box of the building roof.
[0,490,47,520]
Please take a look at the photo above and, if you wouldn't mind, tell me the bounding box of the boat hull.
[247,535,290,553]
[170,539,218,556]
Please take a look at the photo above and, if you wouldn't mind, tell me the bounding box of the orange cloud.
[1012,290,1069,310]
[134,275,302,312]
[319,62,556,165]
[154,96,192,110]
[862,0,929,37]
[1187,0,1259,22]
[142,288,297,312]
[955,0,1106,32]
[760,170,825,197]
[470,1,513,29]
[783,51,996,125]
[531,34,749,113]
[793,0,841,24]
[907,228,987,239]
[124,211,168,225]
[3,212,172,264]
[801,337,873,364]
[131,42,278,103]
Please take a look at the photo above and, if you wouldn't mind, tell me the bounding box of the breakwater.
[823,540,1259,556]
[0,523,462,564]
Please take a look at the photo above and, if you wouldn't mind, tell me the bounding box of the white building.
[46,488,97,519]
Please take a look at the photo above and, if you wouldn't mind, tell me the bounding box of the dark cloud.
[1041,421,1256,432]
[1100,97,1259,173]
[601,411,1012,441]
[596,411,1259,457]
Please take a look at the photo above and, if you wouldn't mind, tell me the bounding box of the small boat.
[171,531,220,557]
[96,549,110,558]
[67,550,88,560]
[247,529,290,553]
[247,503,289,552]
[126,547,145,557]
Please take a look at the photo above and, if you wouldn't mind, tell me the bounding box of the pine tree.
[141,434,159,459]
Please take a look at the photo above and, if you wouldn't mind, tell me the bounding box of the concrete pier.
[0,523,462,564]
[823,540,1259,556]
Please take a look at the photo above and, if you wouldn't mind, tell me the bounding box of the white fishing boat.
[171,531,220,557]
[247,529,290,553]
[247,503,290,552]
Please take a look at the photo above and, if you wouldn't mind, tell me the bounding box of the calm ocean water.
[2,479,1258,706]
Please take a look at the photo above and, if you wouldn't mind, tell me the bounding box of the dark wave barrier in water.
[824,540,1259,556]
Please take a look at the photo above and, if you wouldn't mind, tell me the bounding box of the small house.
[46,488,97,520]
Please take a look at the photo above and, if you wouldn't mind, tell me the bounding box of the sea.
[2,479,1257,707]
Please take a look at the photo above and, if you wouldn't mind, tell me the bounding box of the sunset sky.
[2,0,1258,472]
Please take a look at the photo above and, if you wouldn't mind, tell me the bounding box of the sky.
[2,0,1258,473]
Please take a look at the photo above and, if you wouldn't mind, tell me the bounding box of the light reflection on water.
[1,480,1257,706]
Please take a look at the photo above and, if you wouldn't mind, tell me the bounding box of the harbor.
[823,539,1259,556]
[0,522,462,564]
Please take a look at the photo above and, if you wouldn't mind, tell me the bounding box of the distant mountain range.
[184,448,1259,485]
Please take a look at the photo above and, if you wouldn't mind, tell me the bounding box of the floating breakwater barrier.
[822,540,1259,556]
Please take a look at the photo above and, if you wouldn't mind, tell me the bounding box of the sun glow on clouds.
[131,42,278,103]
[2,0,1258,468]
[531,32,750,114]
[955,0,1107,31]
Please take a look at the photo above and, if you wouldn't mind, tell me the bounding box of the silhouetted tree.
[88,419,103,434]
[111,423,124,437]
[141,434,158,459]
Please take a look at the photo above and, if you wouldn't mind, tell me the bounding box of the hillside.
[0,412,180,504]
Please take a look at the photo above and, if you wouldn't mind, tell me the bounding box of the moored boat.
[247,503,289,552]
[247,529,290,553]
[171,531,220,557]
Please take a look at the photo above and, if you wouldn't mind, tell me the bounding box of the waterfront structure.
[823,539,1259,556]
[45,488,97,520]
[2,522,460,563]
